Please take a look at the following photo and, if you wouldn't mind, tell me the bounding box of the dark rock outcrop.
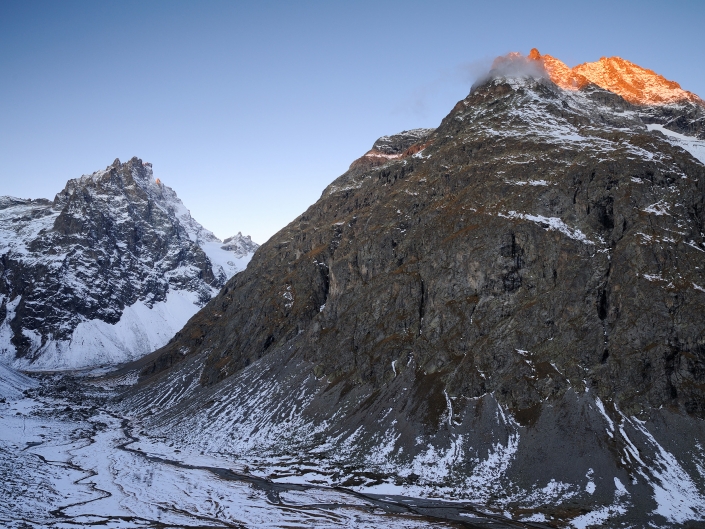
[145,79,705,419]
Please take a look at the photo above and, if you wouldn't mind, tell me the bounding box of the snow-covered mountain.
[0,157,258,370]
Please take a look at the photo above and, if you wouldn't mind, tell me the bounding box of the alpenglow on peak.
[525,48,704,106]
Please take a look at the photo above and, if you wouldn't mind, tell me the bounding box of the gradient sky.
[2,0,704,244]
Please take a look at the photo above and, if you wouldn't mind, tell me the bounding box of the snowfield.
[10,290,203,370]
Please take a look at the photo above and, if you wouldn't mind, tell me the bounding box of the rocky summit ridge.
[116,52,705,527]
[0,157,258,370]
[527,48,705,107]
[221,232,259,258]
[491,49,705,141]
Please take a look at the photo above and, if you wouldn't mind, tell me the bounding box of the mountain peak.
[221,232,259,258]
[131,57,705,526]
[0,157,258,369]
[524,48,703,106]
[525,48,589,90]
[572,54,702,105]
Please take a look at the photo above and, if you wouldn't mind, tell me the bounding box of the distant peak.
[221,232,259,257]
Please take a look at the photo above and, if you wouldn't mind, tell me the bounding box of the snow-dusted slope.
[0,157,258,370]
[203,232,259,280]
[647,124,705,165]
[0,362,37,400]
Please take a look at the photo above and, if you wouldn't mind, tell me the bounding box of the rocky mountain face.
[121,53,705,526]
[0,157,258,369]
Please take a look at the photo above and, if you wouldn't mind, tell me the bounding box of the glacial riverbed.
[0,372,537,528]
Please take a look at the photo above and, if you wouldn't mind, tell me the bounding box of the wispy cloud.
[392,52,545,118]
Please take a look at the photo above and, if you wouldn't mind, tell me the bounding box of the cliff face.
[0,157,257,369]
[126,65,705,525]
[145,76,705,419]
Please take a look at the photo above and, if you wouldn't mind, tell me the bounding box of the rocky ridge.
[0,157,258,369]
[120,54,705,526]
[530,48,705,139]
[528,48,704,107]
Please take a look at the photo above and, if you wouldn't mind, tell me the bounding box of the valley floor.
[0,374,532,529]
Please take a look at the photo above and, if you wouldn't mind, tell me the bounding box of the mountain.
[0,157,258,370]
[118,52,705,526]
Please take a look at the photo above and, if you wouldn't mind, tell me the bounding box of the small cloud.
[392,56,496,118]
[392,79,444,118]
[458,56,496,85]
[393,51,549,117]
[471,51,548,89]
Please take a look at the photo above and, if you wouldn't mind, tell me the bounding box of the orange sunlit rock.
[523,48,703,106]
[528,49,589,90]
[573,56,703,105]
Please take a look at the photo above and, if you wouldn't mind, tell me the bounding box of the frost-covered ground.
[0,368,520,529]
[118,348,705,529]
[2,360,704,528]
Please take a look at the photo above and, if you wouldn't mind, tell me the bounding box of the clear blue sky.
[2,0,703,244]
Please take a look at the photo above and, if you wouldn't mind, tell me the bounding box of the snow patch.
[628,418,705,523]
[648,124,705,165]
[200,240,253,281]
[0,296,20,363]
[0,363,37,400]
[643,199,671,216]
[499,211,594,244]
